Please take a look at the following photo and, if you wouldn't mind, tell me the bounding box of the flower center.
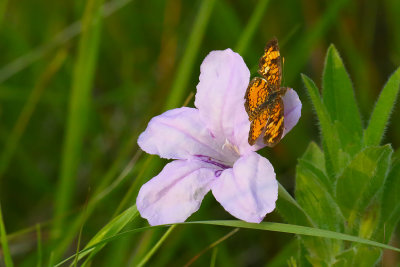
[222,138,240,157]
[193,154,231,178]
[193,140,240,178]
[194,155,231,169]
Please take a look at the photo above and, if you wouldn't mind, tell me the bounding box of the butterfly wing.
[263,97,284,147]
[246,38,285,147]
[244,77,269,121]
[248,107,269,145]
[258,38,282,89]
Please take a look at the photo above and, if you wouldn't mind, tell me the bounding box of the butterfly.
[244,38,288,147]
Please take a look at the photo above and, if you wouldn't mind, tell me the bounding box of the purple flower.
[136,49,301,226]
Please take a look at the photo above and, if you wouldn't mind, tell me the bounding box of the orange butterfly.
[244,38,288,147]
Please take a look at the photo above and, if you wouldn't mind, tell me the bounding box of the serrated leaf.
[301,142,326,173]
[295,158,345,259]
[276,183,315,227]
[300,142,336,193]
[322,45,363,152]
[364,66,400,146]
[336,146,392,230]
[302,74,341,176]
[334,121,363,156]
[297,158,334,196]
[298,241,314,267]
[276,183,333,262]
[322,140,336,181]
[358,200,380,239]
[334,245,381,267]
[375,157,400,242]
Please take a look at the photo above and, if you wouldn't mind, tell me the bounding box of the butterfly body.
[244,38,287,147]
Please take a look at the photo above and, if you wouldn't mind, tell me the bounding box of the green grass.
[53,0,104,239]
[164,0,216,110]
[0,49,67,180]
[0,203,14,267]
[1,0,400,265]
[53,218,400,266]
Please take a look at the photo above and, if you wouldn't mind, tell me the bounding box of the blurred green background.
[0,0,399,266]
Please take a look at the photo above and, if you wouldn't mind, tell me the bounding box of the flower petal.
[138,107,233,161]
[194,49,251,153]
[282,89,302,137]
[137,159,217,226]
[211,152,278,223]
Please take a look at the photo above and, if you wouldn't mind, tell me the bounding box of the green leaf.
[336,146,392,230]
[301,141,326,173]
[322,45,363,153]
[260,181,334,262]
[302,74,341,176]
[333,245,381,267]
[296,159,344,230]
[334,121,363,156]
[295,158,345,259]
[375,157,400,241]
[55,220,400,266]
[275,183,315,227]
[364,66,400,146]
[358,200,380,240]
[299,142,334,193]
[77,205,139,263]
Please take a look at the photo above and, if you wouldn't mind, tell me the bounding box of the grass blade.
[285,0,348,83]
[0,49,67,180]
[136,225,177,267]
[0,204,14,267]
[75,205,138,264]
[0,0,134,83]
[183,228,239,267]
[53,0,104,238]
[0,0,8,26]
[36,224,42,267]
[55,218,400,266]
[50,136,141,259]
[364,66,400,146]
[190,221,400,253]
[73,197,90,267]
[164,0,216,110]
[234,0,270,55]
[209,247,218,267]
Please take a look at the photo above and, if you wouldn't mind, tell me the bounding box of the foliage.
[296,45,400,266]
[1,0,400,266]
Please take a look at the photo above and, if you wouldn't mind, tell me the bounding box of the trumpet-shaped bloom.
[137,49,301,226]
